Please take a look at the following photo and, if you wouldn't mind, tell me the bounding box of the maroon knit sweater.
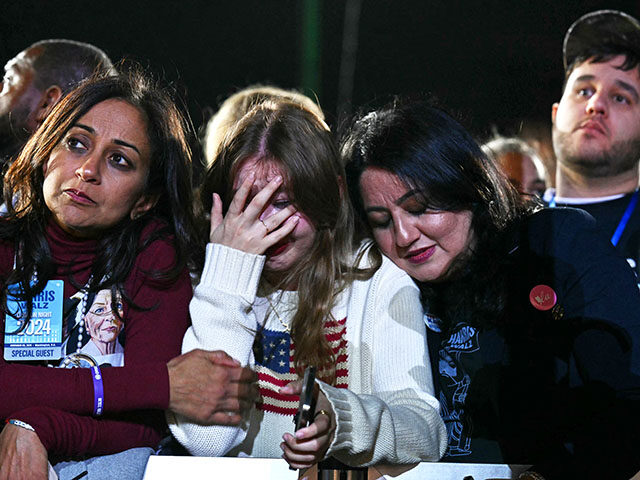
[0,219,192,458]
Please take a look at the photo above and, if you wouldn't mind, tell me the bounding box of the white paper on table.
[143,456,299,480]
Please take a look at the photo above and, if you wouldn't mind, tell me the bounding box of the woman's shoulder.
[129,218,187,286]
[140,217,172,238]
[512,207,619,274]
[525,206,597,233]
[138,219,177,258]
[518,207,598,250]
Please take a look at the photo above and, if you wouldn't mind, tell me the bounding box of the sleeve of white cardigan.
[166,243,264,456]
[318,260,448,465]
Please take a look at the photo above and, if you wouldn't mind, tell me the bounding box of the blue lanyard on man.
[548,189,640,247]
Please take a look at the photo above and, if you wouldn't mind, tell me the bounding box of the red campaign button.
[529,284,557,311]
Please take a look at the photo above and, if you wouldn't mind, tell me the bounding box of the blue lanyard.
[548,189,639,246]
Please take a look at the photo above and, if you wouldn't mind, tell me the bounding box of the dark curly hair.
[341,99,539,332]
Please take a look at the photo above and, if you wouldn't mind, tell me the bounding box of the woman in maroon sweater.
[0,69,256,479]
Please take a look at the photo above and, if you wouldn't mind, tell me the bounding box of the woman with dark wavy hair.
[0,68,255,480]
[342,100,640,479]
[169,98,447,469]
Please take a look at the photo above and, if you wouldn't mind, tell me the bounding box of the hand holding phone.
[282,368,336,471]
[293,366,316,431]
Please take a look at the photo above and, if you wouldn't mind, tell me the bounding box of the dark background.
[2,0,639,143]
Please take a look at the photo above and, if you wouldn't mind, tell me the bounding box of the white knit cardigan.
[167,242,447,465]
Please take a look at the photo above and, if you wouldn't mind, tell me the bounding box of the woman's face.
[42,98,156,238]
[359,167,474,283]
[85,289,124,344]
[233,158,316,283]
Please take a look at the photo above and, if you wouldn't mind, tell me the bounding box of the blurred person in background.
[482,135,547,196]
[202,84,324,167]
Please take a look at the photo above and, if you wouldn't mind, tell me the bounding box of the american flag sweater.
[168,243,447,464]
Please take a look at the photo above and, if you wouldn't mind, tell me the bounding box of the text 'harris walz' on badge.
[3,280,64,361]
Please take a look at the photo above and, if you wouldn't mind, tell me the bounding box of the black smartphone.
[293,366,316,431]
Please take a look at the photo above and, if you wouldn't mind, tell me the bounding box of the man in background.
[482,135,547,196]
[0,39,113,168]
[546,10,640,275]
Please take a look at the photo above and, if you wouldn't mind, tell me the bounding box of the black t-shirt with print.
[428,208,640,478]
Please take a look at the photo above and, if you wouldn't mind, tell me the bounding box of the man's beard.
[553,128,640,178]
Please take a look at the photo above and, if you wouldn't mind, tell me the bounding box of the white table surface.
[143,456,530,480]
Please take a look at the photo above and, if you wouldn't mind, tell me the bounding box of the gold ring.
[260,219,270,233]
[314,409,330,420]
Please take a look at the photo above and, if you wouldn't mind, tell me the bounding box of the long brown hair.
[1,66,198,322]
[201,99,360,382]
